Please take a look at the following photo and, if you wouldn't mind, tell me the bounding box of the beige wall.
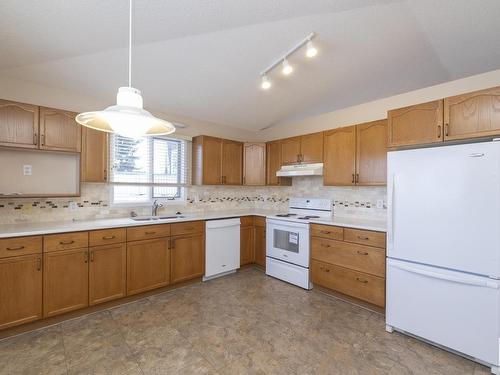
[257,68,500,141]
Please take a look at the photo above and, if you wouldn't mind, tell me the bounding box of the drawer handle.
[320,243,330,248]
[59,240,75,245]
[319,266,330,273]
[6,245,25,251]
[357,236,370,241]
[356,277,368,284]
[185,226,195,231]
[145,231,156,235]
[320,231,331,235]
[357,251,369,256]
[102,235,115,240]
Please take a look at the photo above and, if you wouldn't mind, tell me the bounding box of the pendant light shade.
[75,0,175,139]
[75,87,175,138]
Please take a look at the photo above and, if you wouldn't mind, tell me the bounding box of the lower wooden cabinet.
[43,248,89,317]
[240,224,255,266]
[170,234,204,284]
[0,254,42,329]
[127,237,170,295]
[89,243,127,305]
[254,225,266,267]
[311,260,385,307]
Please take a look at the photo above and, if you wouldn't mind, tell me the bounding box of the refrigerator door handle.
[387,173,396,251]
[391,262,499,289]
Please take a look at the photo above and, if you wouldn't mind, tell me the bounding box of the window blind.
[109,134,191,188]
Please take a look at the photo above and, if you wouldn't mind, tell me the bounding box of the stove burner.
[297,215,320,220]
[276,213,297,217]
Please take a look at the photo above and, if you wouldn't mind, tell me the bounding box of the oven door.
[266,219,309,268]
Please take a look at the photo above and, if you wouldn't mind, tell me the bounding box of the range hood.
[276,163,323,177]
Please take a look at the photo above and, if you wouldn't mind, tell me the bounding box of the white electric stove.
[266,197,332,289]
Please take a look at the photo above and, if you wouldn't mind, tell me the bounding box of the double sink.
[131,215,186,222]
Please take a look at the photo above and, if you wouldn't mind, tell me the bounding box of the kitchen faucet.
[152,200,163,216]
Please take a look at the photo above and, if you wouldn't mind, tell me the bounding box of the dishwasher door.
[204,218,241,279]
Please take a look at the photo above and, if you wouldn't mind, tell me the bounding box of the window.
[109,134,190,205]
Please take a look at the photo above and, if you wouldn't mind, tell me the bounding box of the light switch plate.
[376,199,384,209]
[23,165,32,176]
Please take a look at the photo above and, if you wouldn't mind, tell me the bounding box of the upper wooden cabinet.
[243,143,266,186]
[281,136,301,164]
[81,127,108,183]
[39,107,81,152]
[356,120,387,186]
[323,126,357,186]
[444,86,500,141]
[0,100,39,149]
[324,122,387,186]
[266,141,291,186]
[192,135,242,185]
[387,100,443,148]
[222,139,243,185]
[300,132,324,163]
[281,132,323,164]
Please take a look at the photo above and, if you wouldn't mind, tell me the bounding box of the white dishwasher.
[204,218,240,280]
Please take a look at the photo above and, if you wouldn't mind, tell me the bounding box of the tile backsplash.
[0,176,386,224]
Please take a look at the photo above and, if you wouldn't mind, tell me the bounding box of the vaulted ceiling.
[1,0,500,131]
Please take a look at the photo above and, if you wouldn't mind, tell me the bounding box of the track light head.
[306,40,318,58]
[282,59,293,75]
[261,75,271,90]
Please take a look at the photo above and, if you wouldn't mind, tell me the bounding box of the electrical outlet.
[23,165,32,176]
[376,199,384,209]
[69,202,77,210]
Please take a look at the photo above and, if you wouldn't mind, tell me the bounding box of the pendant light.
[75,0,175,138]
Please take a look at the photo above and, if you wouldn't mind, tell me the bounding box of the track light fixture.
[259,32,317,90]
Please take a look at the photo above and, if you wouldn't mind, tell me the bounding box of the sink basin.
[130,215,186,221]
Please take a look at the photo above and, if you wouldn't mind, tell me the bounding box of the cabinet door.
[43,248,89,317]
[356,120,387,185]
[387,100,443,147]
[89,243,126,305]
[81,127,108,182]
[254,225,266,267]
[243,143,266,185]
[240,225,254,266]
[170,234,204,284]
[0,100,39,149]
[323,126,356,186]
[444,86,500,141]
[266,141,291,186]
[281,137,301,165]
[222,140,243,185]
[0,254,42,329]
[39,107,81,152]
[127,237,170,295]
[300,132,323,163]
[202,136,222,185]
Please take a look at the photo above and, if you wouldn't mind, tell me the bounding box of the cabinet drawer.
[127,224,171,242]
[0,236,42,259]
[240,216,254,227]
[344,228,386,248]
[311,260,385,307]
[311,238,385,277]
[254,216,266,227]
[171,221,204,236]
[311,224,343,241]
[44,232,89,252]
[89,228,126,246]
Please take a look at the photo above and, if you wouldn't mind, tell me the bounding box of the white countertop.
[0,209,386,238]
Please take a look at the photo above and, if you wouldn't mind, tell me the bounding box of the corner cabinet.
[387,100,443,148]
[192,135,242,185]
[0,100,39,149]
[444,86,500,141]
[81,127,108,182]
[243,143,266,185]
[39,107,81,152]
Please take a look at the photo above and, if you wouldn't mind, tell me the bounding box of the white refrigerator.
[386,141,500,373]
